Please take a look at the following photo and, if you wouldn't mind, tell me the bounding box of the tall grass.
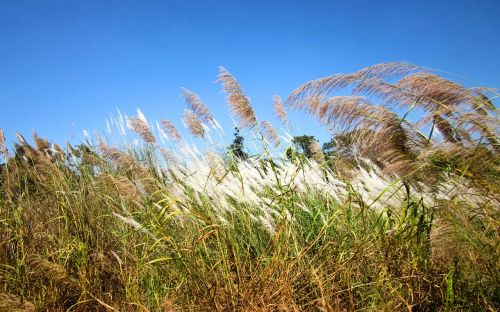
[0,63,498,311]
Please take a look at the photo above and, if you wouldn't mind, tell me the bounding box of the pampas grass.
[0,63,498,311]
[273,95,289,127]
[218,66,257,129]
[0,128,6,155]
[182,109,206,138]
[181,88,214,123]
[160,119,182,142]
[260,121,281,148]
[127,116,157,144]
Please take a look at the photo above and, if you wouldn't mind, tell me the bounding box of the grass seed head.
[218,66,257,129]
[127,117,156,144]
[160,120,181,142]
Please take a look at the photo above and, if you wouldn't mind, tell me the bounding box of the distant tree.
[322,132,356,159]
[291,135,317,159]
[228,127,248,160]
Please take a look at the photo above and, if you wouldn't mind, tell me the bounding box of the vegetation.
[228,127,249,160]
[291,135,317,159]
[0,63,498,311]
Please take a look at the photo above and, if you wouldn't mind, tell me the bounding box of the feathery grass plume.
[181,88,214,123]
[33,132,50,154]
[182,109,205,138]
[160,147,180,165]
[461,95,499,141]
[286,74,356,109]
[160,148,174,163]
[26,255,80,295]
[273,95,289,126]
[309,140,324,163]
[352,77,418,108]
[260,121,280,148]
[14,133,38,160]
[160,120,181,142]
[205,150,225,180]
[293,94,417,175]
[396,72,477,114]
[461,113,500,152]
[430,219,460,263]
[218,66,257,129]
[127,117,156,143]
[98,143,145,175]
[15,132,28,145]
[310,95,369,125]
[0,128,6,155]
[355,62,420,79]
[12,134,64,181]
[392,74,498,150]
[466,92,496,116]
[434,114,459,143]
[0,293,35,312]
[98,173,139,201]
[52,143,66,160]
[285,63,416,108]
[356,106,417,175]
[287,63,420,110]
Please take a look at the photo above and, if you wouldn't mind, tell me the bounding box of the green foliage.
[322,132,355,159]
[227,127,249,160]
[291,135,316,159]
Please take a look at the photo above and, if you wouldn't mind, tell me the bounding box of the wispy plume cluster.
[0,128,6,155]
[183,110,206,139]
[260,121,281,148]
[98,143,145,175]
[181,88,214,123]
[127,117,156,144]
[308,140,324,163]
[160,120,181,142]
[273,95,289,127]
[33,133,50,154]
[160,147,179,165]
[286,62,499,177]
[218,66,257,129]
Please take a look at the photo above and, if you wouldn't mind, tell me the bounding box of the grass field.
[0,63,498,311]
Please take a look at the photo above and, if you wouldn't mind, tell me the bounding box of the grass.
[0,63,498,311]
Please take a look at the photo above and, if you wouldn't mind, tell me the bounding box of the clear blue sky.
[1,0,499,147]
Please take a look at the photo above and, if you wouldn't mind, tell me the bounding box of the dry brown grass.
[0,293,34,312]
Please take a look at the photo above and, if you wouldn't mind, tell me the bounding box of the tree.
[228,127,248,160]
[291,135,317,159]
[322,132,356,159]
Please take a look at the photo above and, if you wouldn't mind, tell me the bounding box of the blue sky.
[1,0,499,147]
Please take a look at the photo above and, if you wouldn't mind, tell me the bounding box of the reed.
[0,63,498,311]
